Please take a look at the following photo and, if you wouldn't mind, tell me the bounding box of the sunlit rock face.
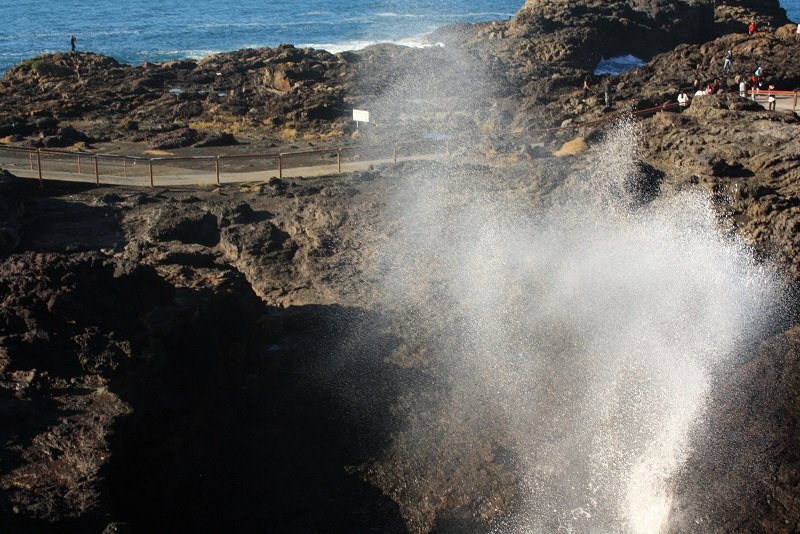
[508,0,717,68]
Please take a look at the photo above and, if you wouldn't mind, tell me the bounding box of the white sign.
[353,109,370,123]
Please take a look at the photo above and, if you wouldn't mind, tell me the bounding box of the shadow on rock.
[103,297,410,533]
[1,177,127,256]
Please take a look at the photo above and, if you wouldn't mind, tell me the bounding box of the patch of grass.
[144,149,175,157]
[188,120,223,132]
[279,128,298,141]
[318,129,344,140]
[20,57,55,75]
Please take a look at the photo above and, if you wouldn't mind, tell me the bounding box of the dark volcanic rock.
[508,0,718,69]
[193,131,239,147]
[147,126,201,149]
[0,179,23,257]
[0,179,417,533]
[42,126,91,148]
[0,47,349,144]
[669,325,800,532]
[0,119,36,137]
[147,203,220,246]
[0,251,173,530]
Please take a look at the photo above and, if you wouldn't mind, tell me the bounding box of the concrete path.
[2,94,795,188]
[751,92,799,114]
[0,152,443,187]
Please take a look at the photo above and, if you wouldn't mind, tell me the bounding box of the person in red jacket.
[748,20,756,35]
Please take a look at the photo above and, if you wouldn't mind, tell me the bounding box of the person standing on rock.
[722,50,733,74]
[677,91,690,111]
[70,34,76,52]
[739,78,748,98]
[748,20,756,35]
[582,77,590,99]
[604,80,612,108]
[796,23,800,41]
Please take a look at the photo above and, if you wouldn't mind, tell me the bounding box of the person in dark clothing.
[722,50,733,73]
[70,34,76,52]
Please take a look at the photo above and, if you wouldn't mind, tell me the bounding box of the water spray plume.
[367,113,783,532]
[339,38,789,532]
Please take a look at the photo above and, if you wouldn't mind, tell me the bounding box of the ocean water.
[0,0,520,74]
[0,1,797,75]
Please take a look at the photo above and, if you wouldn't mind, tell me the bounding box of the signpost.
[353,109,369,129]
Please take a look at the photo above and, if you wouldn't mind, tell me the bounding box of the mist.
[339,45,786,533]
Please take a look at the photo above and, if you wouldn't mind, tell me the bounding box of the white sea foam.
[594,54,646,75]
[300,35,441,54]
[139,49,225,61]
[377,12,422,17]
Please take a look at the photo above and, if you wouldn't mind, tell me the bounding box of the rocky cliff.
[509,0,717,68]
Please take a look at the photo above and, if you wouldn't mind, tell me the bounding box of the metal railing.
[0,139,449,187]
[4,92,783,187]
[745,89,799,109]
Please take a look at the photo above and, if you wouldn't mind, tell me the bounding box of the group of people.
[676,78,720,111]
[679,60,780,112]
[749,64,768,91]
[691,78,720,96]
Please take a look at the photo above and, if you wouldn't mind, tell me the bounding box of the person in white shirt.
[677,92,690,111]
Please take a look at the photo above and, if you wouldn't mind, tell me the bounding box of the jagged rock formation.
[508,0,717,68]
[0,1,792,151]
[0,174,412,532]
[0,46,350,147]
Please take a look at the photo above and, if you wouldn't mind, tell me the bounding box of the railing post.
[149,159,154,187]
[123,159,127,179]
[36,149,43,186]
[337,150,341,173]
[94,155,99,185]
[794,91,798,111]
[215,156,220,185]
[393,146,397,165]
[29,152,33,170]
[77,155,82,174]
[278,154,283,179]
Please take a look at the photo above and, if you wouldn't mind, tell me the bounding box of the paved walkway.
[0,152,442,187]
[2,94,796,187]
[751,92,799,114]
